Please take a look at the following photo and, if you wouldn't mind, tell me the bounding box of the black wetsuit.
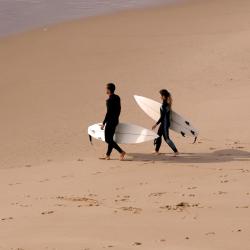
[103,94,123,156]
[154,102,178,153]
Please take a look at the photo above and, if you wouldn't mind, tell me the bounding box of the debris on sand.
[160,202,200,211]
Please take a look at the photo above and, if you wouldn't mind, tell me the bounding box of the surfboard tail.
[134,95,199,141]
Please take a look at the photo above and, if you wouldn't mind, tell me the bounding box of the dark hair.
[159,89,172,109]
[159,89,170,98]
[107,83,116,94]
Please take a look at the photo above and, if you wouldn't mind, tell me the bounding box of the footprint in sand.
[54,203,67,207]
[160,202,200,212]
[88,193,98,197]
[220,180,229,183]
[139,182,148,186]
[133,242,142,246]
[39,179,50,183]
[148,192,166,197]
[115,195,130,203]
[57,196,100,207]
[11,202,19,206]
[235,206,249,209]
[119,206,142,214]
[215,191,227,195]
[188,194,195,197]
[1,217,13,221]
[220,175,229,183]
[8,182,22,186]
[205,232,216,236]
[19,204,31,208]
[92,171,103,175]
[41,210,54,215]
[61,175,74,179]
[241,169,250,173]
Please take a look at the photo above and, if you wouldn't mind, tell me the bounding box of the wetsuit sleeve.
[167,108,171,126]
[103,98,112,125]
[156,106,164,125]
[164,104,171,126]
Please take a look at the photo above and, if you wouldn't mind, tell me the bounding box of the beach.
[0,0,250,249]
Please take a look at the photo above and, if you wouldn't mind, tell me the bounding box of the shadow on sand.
[128,149,250,164]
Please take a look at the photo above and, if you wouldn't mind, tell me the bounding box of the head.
[106,83,116,96]
[159,89,172,108]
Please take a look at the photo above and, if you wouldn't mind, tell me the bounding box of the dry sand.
[0,0,250,249]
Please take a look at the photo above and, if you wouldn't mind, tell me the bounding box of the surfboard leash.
[89,135,93,145]
[193,136,198,144]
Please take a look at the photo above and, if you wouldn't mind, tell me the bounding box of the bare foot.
[99,156,111,160]
[120,151,126,161]
[152,151,160,155]
[173,152,179,157]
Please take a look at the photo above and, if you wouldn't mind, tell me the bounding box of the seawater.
[0,0,183,37]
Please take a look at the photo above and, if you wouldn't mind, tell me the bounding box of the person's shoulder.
[161,102,167,108]
[163,101,169,106]
[162,102,170,110]
[114,94,120,100]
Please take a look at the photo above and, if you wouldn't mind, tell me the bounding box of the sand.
[0,0,250,249]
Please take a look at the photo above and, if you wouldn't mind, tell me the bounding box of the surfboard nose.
[134,95,142,99]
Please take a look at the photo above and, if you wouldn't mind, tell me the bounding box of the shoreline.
[0,0,187,39]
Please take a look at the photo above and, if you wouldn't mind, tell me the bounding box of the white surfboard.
[134,95,199,141]
[88,123,158,144]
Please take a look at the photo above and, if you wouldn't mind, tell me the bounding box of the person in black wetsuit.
[152,89,179,156]
[100,83,126,160]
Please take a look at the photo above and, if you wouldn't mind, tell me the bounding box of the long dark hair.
[159,89,172,109]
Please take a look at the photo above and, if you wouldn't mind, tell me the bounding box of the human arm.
[152,105,163,130]
[103,98,112,125]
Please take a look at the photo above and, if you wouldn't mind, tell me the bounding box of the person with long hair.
[152,89,179,155]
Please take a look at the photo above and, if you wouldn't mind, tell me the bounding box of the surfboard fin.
[89,135,93,145]
[193,136,198,144]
